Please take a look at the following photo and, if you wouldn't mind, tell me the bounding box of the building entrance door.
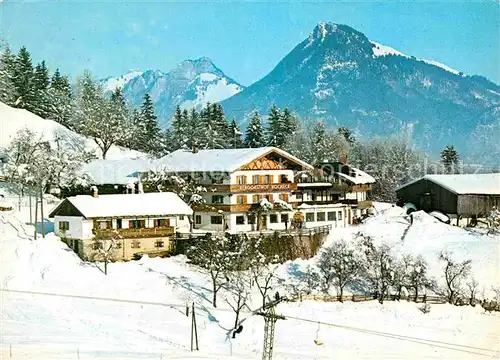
[261,215,267,230]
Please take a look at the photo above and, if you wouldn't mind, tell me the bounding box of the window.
[328,212,336,221]
[212,195,224,204]
[236,195,247,204]
[115,242,122,249]
[154,241,165,248]
[154,219,169,227]
[296,193,303,200]
[92,241,103,250]
[248,214,256,224]
[252,194,261,203]
[236,216,245,225]
[264,194,273,201]
[338,211,343,220]
[116,219,122,229]
[317,212,326,221]
[211,216,223,225]
[280,175,288,183]
[270,214,278,223]
[59,221,69,231]
[278,193,289,202]
[130,220,146,229]
[131,240,141,249]
[281,214,289,223]
[252,175,260,184]
[179,215,185,220]
[211,174,224,184]
[306,213,315,222]
[264,175,272,184]
[237,175,247,185]
[195,215,201,224]
[99,221,111,230]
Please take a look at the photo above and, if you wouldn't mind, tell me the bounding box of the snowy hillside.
[0,102,145,160]
[1,202,499,359]
[101,57,244,125]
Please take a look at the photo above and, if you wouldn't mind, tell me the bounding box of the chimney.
[339,152,348,165]
[193,140,199,154]
[90,186,98,198]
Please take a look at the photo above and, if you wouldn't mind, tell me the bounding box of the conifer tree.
[245,111,266,148]
[338,126,356,144]
[0,45,15,105]
[32,61,51,118]
[440,145,460,174]
[266,104,286,147]
[47,69,73,127]
[228,118,244,148]
[187,108,202,149]
[171,105,188,150]
[12,46,36,112]
[140,93,161,154]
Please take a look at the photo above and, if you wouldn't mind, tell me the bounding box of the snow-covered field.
[1,202,499,359]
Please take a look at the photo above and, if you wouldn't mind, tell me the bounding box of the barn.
[395,173,500,226]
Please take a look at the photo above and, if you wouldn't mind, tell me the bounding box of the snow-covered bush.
[273,198,293,211]
[486,207,500,234]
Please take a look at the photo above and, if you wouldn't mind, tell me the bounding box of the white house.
[48,192,193,260]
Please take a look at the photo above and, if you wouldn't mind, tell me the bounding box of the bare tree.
[316,239,363,301]
[466,278,479,306]
[90,234,122,275]
[357,233,394,304]
[407,255,430,302]
[438,251,471,304]
[223,271,252,333]
[249,245,280,307]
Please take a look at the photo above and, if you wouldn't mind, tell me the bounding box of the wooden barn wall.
[457,195,500,216]
[396,179,458,214]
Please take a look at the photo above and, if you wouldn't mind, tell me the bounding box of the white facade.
[54,216,94,239]
[297,204,353,228]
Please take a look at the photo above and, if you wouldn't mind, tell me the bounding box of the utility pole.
[256,299,286,360]
[190,302,199,351]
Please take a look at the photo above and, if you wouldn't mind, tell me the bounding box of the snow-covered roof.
[396,173,500,195]
[49,192,193,219]
[154,147,313,173]
[336,167,376,185]
[79,158,154,185]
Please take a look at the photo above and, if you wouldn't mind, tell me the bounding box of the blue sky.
[1,0,498,85]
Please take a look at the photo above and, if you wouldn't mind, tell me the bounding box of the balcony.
[357,200,373,209]
[94,227,174,240]
[191,202,299,213]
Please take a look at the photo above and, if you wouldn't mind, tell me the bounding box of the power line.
[2,287,497,357]
[282,313,498,357]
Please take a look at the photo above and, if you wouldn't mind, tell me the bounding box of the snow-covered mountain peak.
[172,57,222,81]
[102,70,144,92]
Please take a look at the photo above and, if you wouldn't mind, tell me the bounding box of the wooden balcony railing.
[94,226,174,240]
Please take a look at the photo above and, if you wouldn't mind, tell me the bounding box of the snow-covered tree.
[486,207,500,235]
[357,233,395,304]
[146,169,206,203]
[228,119,244,148]
[12,46,36,112]
[245,111,266,148]
[406,255,430,302]
[266,104,285,147]
[0,44,16,105]
[47,69,73,128]
[171,105,189,150]
[72,71,131,159]
[316,239,364,301]
[438,251,471,304]
[440,145,460,174]
[337,126,356,144]
[32,60,51,118]
[223,270,252,332]
[351,133,425,201]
